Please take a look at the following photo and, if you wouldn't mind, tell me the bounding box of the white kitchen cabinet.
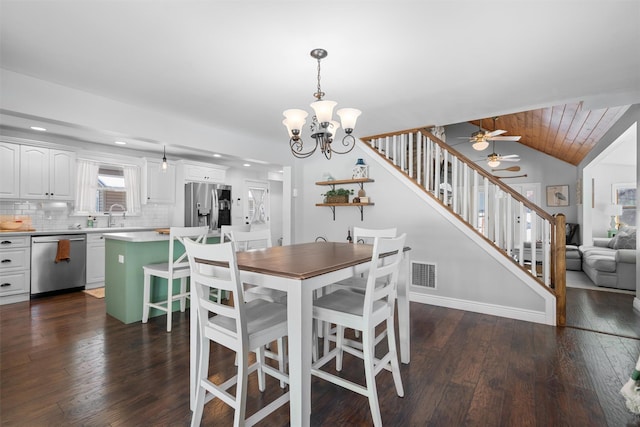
[86,233,105,288]
[0,236,30,305]
[183,163,226,183]
[144,159,176,204]
[20,146,76,200]
[0,142,20,199]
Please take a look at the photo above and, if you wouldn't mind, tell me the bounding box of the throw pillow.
[609,231,637,250]
[607,232,623,249]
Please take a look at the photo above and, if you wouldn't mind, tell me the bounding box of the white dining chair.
[220,224,251,243]
[228,228,287,304]
[228,228,288,384]
[311,233,406,427]
[321,227,398,355]
[211,224,250,302]
[184,238,289,427]
[333,226,397,292]
[142,226,209,332]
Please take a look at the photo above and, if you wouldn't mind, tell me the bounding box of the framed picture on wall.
[546,184,569,207]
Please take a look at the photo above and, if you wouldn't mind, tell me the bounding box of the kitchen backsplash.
[0,200,171,231]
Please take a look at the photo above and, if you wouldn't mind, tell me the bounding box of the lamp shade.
[282,119,294,138]
[337,108,362,131]
[310,100,337,124]
[606,204,624,215]
[283,109,308,133]
[487,159,500,168]
[472,140,489,151]
[328,120,340,137]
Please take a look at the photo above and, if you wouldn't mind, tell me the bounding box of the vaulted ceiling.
[470,103,631,166]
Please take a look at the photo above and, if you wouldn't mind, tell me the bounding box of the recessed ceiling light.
[30,126,47,131]
[213,154,222,158]
[114,141,127,145]
[243,163,251,167]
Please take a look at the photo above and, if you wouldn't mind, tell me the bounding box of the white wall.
[291,142,550,322]
[590,164,635,237]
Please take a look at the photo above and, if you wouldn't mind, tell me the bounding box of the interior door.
[244,180,270,230]
[510,183,541,243]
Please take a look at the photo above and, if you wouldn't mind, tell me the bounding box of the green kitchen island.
[104,230,219,324]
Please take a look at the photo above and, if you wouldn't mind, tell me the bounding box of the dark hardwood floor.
[566,287,640,339]
[1,290,639,426]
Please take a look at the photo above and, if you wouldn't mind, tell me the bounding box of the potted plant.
[323,188,353,203]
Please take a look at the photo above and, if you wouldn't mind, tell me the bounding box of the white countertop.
[104,230,220,243]
[0,226,158,237]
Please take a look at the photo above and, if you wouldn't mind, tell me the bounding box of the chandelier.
[282,48,361,160]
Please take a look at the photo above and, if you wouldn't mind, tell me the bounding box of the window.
[76,159,140,215]
[97,167,127,212]
[613,182,636,227]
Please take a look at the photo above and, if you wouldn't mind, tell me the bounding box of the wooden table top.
[235,242,374,280]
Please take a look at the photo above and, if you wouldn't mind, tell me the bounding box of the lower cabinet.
[86,233,105,288]
[0,236,30,305]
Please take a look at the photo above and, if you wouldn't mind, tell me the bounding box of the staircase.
[359,127,566,325]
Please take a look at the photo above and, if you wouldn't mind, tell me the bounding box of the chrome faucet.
[108,204,126,228]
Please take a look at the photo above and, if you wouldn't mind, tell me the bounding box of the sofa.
[579,226,636,291]
[565,223,582,271]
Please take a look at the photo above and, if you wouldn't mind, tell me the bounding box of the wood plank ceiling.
[469,103,630,166]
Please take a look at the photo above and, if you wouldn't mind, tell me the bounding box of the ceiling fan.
[487,152,520,168]
[461,117,522,151]
[473,138,520,167]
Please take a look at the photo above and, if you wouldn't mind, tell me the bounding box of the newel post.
[554,213,566,326]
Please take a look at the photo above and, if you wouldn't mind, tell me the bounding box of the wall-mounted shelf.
[315,178,375,221]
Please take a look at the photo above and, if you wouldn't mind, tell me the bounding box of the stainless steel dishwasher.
[31,234,87,295]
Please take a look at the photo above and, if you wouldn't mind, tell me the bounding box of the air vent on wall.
[411,261,436,289]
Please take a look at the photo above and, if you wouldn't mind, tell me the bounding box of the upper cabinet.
[182,162,226,183]
[19,146,76,200]
[0,142,20,199]
[143,158,176,204]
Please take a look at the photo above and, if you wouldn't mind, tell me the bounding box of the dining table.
[189,241,411,426]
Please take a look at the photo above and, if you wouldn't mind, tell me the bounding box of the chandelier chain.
[314,56,324,100]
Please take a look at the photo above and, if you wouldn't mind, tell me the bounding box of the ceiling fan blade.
[488,135,521,141]
[500,154,520,158]
[492,166,521,172]
[500,158,520,162]
[494,174,528,179]
[486,129,506,137]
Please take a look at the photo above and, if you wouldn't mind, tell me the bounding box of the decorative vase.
[358,188,366,197]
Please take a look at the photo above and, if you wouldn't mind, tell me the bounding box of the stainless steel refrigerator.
[184,182,232,231]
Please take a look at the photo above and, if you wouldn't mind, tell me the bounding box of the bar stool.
[142,226,209,332]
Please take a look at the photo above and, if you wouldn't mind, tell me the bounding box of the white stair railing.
[361,127,559,288]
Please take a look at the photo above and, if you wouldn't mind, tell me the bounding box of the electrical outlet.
[118,255,124,263]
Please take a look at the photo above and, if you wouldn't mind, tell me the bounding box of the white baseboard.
[410,291,553,325]
[634,297,640,313]
[85,282,105,290]
[0,292,29,305]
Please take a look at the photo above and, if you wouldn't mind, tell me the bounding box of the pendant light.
[161,145,168,172]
